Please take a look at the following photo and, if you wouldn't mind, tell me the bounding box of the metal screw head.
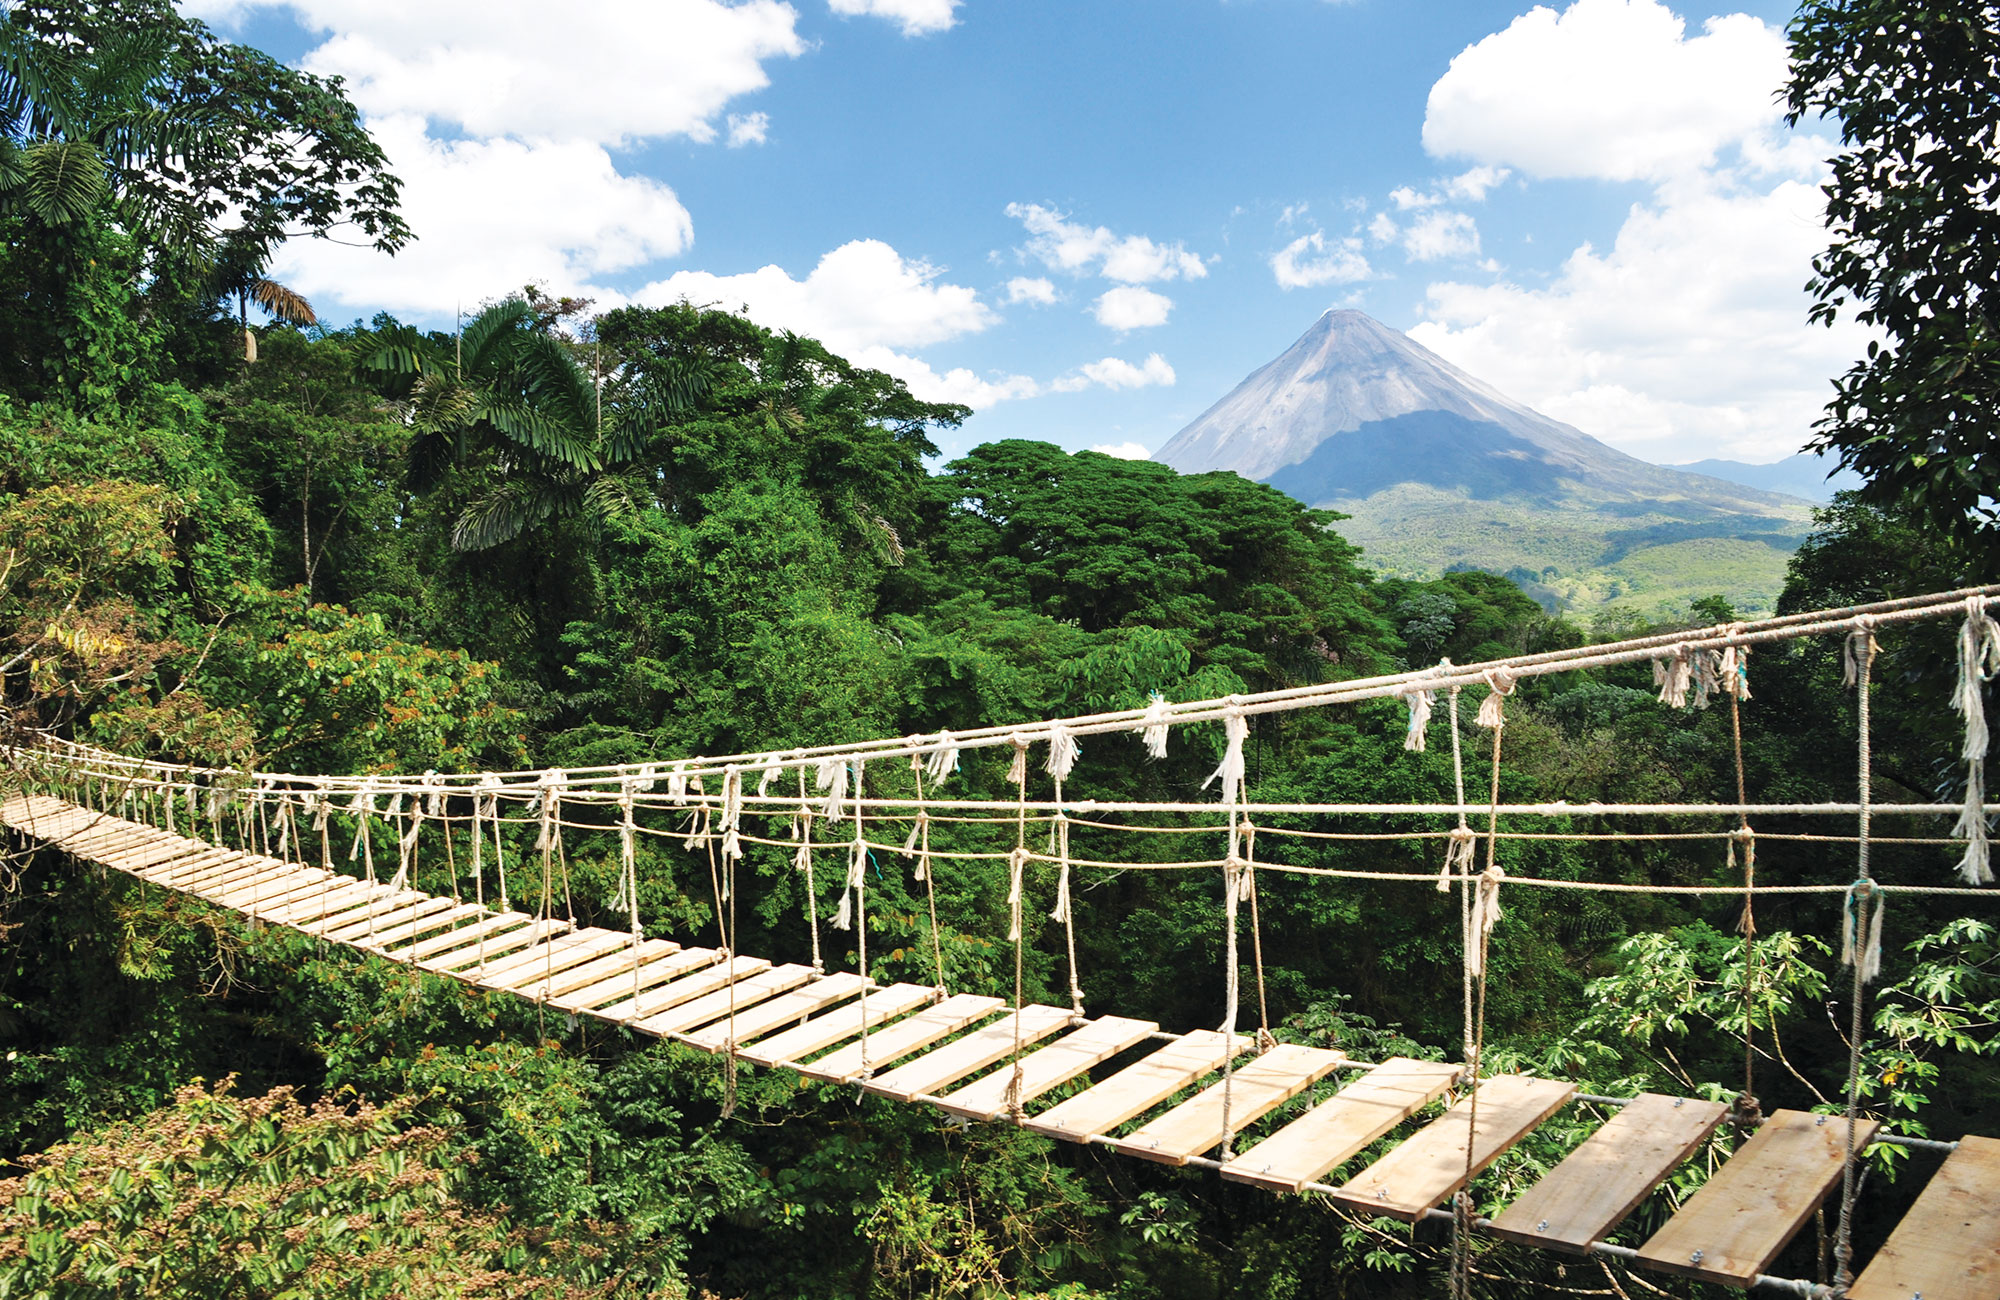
[1674,1097,1685,1108]
[1817,1115,1828,1126]
[1536,1220,1549,1233]
[1690,1250,1704,1265]
[1376,1188,1389,1200]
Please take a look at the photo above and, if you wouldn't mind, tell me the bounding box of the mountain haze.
[1156,311,1815,613]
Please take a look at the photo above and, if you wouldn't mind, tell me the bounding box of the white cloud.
[846,347,1040,409]
[1052,354,1178,392]
[1446,164,1511,201]
[1402,210,1481,262]
[1389,186,1437,211]
[1271,231,1371,289]
[1092,285,1174,330]
[639,238,997,353]
[1367,212,1399,244]
[827,0,960,35]
[1005,276,1059,305]
[1090,442,1152,460]
[1407,175,1872,461]
[270,115,693,317]
[192,0,804,147]
[1006,202,1207,283]
[726,112,769,147]
[1423,0,1792,183]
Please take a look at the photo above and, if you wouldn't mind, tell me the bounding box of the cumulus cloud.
[1092,286,1174,330]
[638,238,997,353]
[1052,354,1177,392]
[1423,0,1790,182]
[1393,0,1863,462]
[827,0,960,35]
[845,347,1040,409]
[189,0,804,147]
[726,112,769,147]
[1005,276,1059,305]
[1007,202,1207,283]
[1402,211,1481,262]
[1090,442,1152,460]
[270,115,693,317]
[1408,177,1870,460]
[1271,231,1371,290]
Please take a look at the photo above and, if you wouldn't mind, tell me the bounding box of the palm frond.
[475,396,601,471]
[450,480,577,551]
[20,137,105,225]
[249,278,316,326]
[457,298,532,376]
[513,329,597,429]
[404,429,460,493]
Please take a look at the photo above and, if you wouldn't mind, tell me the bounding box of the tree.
[1786,1,2000,551]
[0,0,407,402]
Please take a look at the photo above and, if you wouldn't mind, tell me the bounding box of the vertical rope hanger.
[1003,733,1032,1119]
[1207,702,1252,1156]
[907,752,948,994]
[1451,668,1513,1300]
[1834,620,1885,1292]
[792,765,823,976]
[1724,634,1764,1131]
[1047,721,1086,1023]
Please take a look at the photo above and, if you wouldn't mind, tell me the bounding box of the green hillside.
[1325,481,1816,617]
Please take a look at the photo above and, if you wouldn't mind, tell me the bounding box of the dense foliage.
[1,3,1997,1297]
[1787,0,2000,554]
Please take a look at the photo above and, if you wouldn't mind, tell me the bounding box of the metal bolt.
[1674,1097,1685,1108]
[1377,1188,1389,1200]
[1536,1220,1549,1233]
[1817,1115,1828,1127]
[1690,1250,1704,1266]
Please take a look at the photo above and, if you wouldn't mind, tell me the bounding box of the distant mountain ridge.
[1673,454,1860,503]
[1155,310,1815,614]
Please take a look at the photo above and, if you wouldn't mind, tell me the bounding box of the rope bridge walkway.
[11,585,2000,1299]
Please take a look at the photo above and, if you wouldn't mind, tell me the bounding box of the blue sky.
[190,0,1859,467]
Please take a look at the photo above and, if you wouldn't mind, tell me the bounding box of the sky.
[183,0,1866,468]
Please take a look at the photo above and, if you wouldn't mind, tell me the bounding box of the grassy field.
[1323,482,1813,617]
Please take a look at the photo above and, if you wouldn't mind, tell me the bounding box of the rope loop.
[1474,668,1516,729]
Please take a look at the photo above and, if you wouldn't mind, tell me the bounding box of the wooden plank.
[683,972,869,1053]
[1328,1075,1578,1223]
[261,880,385,926]
[207,868,335,908]
[470,931,638,992]
[418,920,570,973]
[238,878,368,920]
[862,1005,1077,1103]
[1635,1109,1881,1287]
[793,993,1004,1084]
[321,897,458,943]
[1112,1044,1348,1166]
[1489,1094,1729,1253]
[384,912,537,963]
[592,955,772,1023]
[443,928,604,982]
[545,946,717,1014]
[352,902,490,952]
[638,964,816,1038]
[931,1016,1159,1121]
[505,937,684,1002]
[1848,1134,2000,1300]
[1496,1088,1728,1248]
[1021,1030,1243,1143]
[144,848,243,884]
[162,854,271,893]
[294,890,426,935]
[199,860,322,900]
[1221,1057,1462,1193]
[736,984,935,1069]
[122,841,214,874]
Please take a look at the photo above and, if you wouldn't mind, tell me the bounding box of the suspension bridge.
[9,585,2000,1299]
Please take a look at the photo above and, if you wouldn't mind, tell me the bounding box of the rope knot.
[1474,668,1516,729]
[1841,877,1885,983]
[1005,734,1030,785]
[1139,691,1172,759]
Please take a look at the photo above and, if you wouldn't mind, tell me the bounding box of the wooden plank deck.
[682,972,869,1053]
[1328,1075,1577,1223]
[1488,1094,1728,1253]
[551,946,719,1014]
[794,993,1003,1084]
[1022,1029,1243,1143]
[929,1016,1159,1122]
[1847,1134,2000,1300]
[508,937,683,1002]
[861,1004,1074,1103]
[734,983,935,1068]
[1111,1045,1347,1166]
[1634,1109,1880,1287]
[593,954,772,1022]
[634,963,816,1037]
[1221,1056,1462,1193]
[354,902,492,952]
[384,912,538,963]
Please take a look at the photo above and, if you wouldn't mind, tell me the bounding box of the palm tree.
[354,298,706,550]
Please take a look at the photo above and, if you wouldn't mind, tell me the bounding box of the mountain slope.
[1156,311,1815,614]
